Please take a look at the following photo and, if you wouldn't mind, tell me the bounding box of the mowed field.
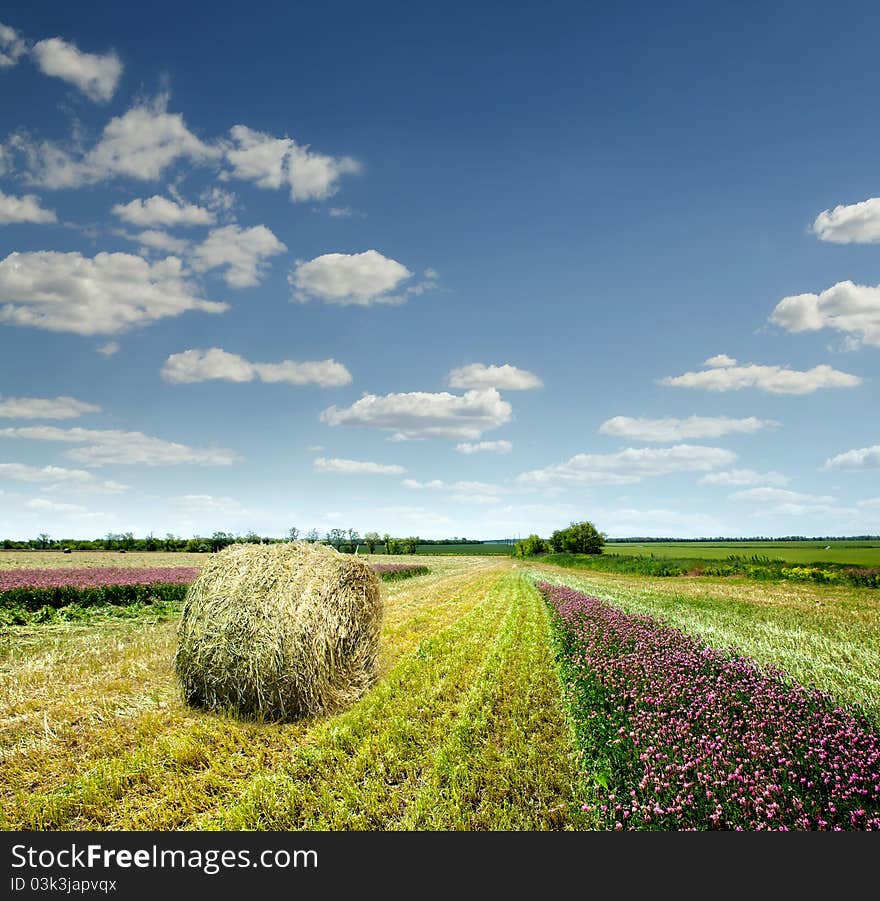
[604,541,880,566]
[2,550,879,830]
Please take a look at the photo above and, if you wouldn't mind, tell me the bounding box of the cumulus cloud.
[824,444,880,471]
[0,395,100,419]
[0,190,56,224]
[447,363,543,391]
[769,281,880,349]
[224,124,360,202]
[402,479,446,489]
[112,195,214,227]
[320,388,512,441]
[455,440,513,455]
[31,37,122,102]
[290,250,419,306]
[698,468,789,487]
[0,425,239,466]
[191,224,286,288]
[0,22,26,68]
[812,197,880,244]
[516,445,737,487]
[132,230,190,255]
[161,348,352,387]
[660,359,860,394]
[313,457,405,475]
[6,95,219,189]
[703,354,737,368]
[0,250,227,335]
[96,341,119,356]
[0,462,127,493]
[599,415,773,443]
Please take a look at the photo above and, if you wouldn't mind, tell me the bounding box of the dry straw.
[174,542,383,721]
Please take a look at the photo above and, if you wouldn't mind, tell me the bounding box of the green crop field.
[604,540,880,566]
[2,553,879,830]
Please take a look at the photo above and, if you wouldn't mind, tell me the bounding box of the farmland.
[604,541,880,566]
[2,552,878,830]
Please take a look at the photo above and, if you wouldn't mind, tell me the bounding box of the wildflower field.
[1,551,878,830]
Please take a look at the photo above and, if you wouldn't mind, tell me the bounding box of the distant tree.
[364,531,380,554]
[36,532,52,550]
[550,521,604,555]
[344,528,360,553]
[327,528,345,550]
[305,528,320,543]
[401,536,420,554]
[243,531,262,544]
[515,534,550,557]
[383,533,393,555]
[288,526,300,542]
[144,533,159,552]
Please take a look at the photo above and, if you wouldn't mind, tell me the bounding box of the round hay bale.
[174,541,383,721]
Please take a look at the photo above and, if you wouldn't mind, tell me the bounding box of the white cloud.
[132,230,190,255]
[455,440,513,455]
[0,462,127,494]
[161,348,352,387]
[703,354,737,368]
[516,445,737,487]
[401,478,505,497]
[447,363,543,391]
[290,250,416,306]
[313,457,405,475]
[824,444,880,471]
[328,207,352,218]
[0,250,227,335]
[26,497,88,514]
[858,497,880,509]
[660,359,861,394]
[191,224,286,288]
[0,395,100,419]
[812,197,880,244]
[7,95,219,188]
[96,341,119,356]
[112,195,214,227]
[730,487,851,518]
[172,494,249,515]
[731,487,835,505]
[698,468,789,487]
[0,426,239,466]
[599,415,773,442]
[769,281,880,349]
[225,124,360,202]
[31,37,122,102]
[320,388,512,441]
[0,190,56,224]
[200,186,237,214]
[0,22,26,68]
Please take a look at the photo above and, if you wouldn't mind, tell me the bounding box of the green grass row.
[538,552,880,588]
[605,541,880,566]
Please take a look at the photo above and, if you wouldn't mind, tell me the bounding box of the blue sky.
[0,0,878,540]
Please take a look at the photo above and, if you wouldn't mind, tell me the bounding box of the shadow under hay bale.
[174,542,383,721]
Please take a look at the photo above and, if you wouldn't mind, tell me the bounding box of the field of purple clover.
[0,567,200,591]
[538,581,880,831]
